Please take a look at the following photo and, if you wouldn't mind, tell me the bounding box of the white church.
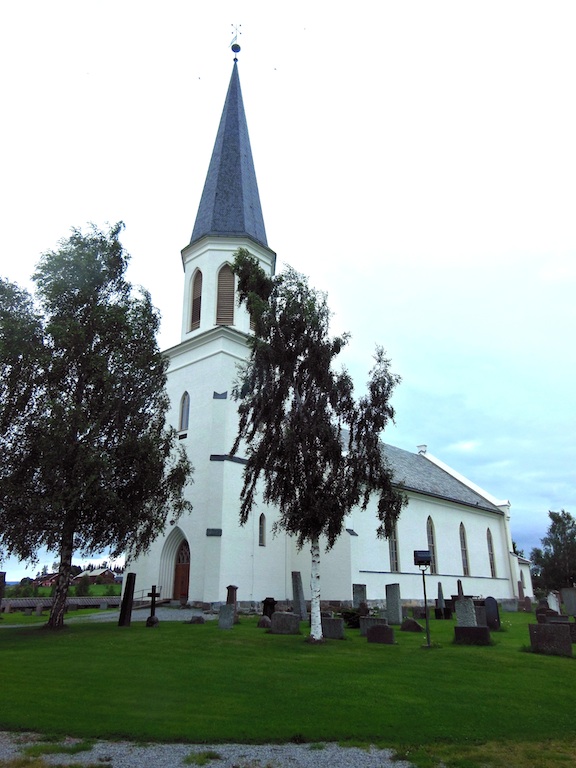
[126,56,533,607]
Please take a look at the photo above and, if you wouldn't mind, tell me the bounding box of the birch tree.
[231,249,405,641]
[0,223,192,629]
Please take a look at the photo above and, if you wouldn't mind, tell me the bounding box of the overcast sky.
[1,1,575,581]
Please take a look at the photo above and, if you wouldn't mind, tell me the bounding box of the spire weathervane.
[230,23,241,60]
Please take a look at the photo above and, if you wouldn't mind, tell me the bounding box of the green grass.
[1,612,575,767]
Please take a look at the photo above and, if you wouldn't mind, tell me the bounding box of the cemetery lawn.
[1,612,575,768]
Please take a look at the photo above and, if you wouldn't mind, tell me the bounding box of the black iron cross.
[148,585,161,618]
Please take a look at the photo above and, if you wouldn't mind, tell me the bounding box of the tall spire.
[190,60,268,248]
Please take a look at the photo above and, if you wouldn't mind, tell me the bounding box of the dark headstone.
[35,604,44,616]
[561,587,576,617]
[474,603,487,627]
[226,584,239,624]
[485,596,500,631]
[359,616,388,637]
[437,582,445,611]
[292,572,308,620]
[401,617,424,632]
[457,579,464,598]
[518,579,525,601]
[545,615,569,624]
[185,615,206,625]
[218,604,235,630]
[321,617,345,640]
[262,597,277,619]
[145,615,159,628]
[352,583,367,609]
[0,572,5,617]
[24,607,33,616]
[367,624,395,644]
[523,596,532,613]
[529,623,573,657]
[270,611,301,635]
[454,626,491,645]
[570,622,576,644]
[118,572,136,627]
[257,615,272,629]
[358,601,370,617]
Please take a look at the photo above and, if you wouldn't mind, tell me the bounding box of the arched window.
[216,264,234,325]
[179,391,190,432]
[459,523,469,576]
[487,528,496,578]
[520,570,525,587]
[190,270,202,331]
[389,523,399,572]
[426,516,437,574]
[259,514,266,547]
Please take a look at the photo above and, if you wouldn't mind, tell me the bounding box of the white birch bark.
[309,536,323,641]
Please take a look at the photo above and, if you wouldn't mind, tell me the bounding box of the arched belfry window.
[216,264,234,325]
[426,516,437,574]
[459,523,469,576]
[190,270,202,331]
[259,514,266,547]
[487,528,497,578]
[179,391,190,432]
[389,523,399,572]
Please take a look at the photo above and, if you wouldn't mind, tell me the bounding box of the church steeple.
[190,60,268,248]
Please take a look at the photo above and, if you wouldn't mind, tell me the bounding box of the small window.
[460,523,469,576]
[426,516,437,574]
[258,514,266,547]
[487,528,496,578]
[179,391,190,432]
[389,523,399,572]
[216,264,234,325]
[190,270,202,330]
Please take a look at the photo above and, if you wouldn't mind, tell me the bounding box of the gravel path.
[0,732,414,767]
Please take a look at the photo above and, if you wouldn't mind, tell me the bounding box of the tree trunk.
[46,529,74,630]
[309,536,323,642]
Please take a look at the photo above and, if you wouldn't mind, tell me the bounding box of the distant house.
[34,573,60,588]
[73,568,116,584]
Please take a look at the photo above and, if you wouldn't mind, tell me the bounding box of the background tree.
[0,223,192,629]
[530,510,576,594]
[231,249,406,642]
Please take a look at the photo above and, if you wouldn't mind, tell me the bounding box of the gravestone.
[518,579,525,601]
[218,603,235,630]
[0,572,5,618]
[146,585,161,627]
[454,626,491,645]
[529,623,572,657]
[455,597,477,627]
[352,583,367,609]
[118,572,136,627]
[561,587,576,617]
[262,597,277,619]
[547,592,561,614]
[292,572,308,620]
[367,624,395,644]
[457,579,464,598]
[270,611,301,635]
[523,596,532,612]
[400,618,424,632]
[474,601,487,627]
[485,596,500,630]
[435,582,447,618]
[321,617,345,640]
[386,583,402,625]
[257,615,272,629]
[359,616,388,637]
[226,584,239,624]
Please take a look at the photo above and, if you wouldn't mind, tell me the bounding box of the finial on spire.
[230,23,242,61]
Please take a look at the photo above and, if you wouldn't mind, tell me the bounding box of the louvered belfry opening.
[216,264,235,325]
[190,270,202,330]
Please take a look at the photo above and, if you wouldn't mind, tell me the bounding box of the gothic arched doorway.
[173,540,190,601]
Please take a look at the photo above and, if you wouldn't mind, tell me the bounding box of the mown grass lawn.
[1,611,575,767]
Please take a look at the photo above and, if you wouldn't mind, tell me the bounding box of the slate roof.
[382,443,503,514]
[190,61,268,248]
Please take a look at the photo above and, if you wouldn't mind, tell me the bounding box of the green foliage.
[74,575,91,598]
[0,223,193,628]
[530,510,576,591]
[231,249,406,549]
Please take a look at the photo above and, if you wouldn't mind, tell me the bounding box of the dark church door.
[173,540,190,601]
